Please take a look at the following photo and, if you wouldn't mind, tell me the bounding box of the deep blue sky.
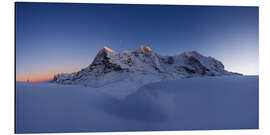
[16,2,258,81]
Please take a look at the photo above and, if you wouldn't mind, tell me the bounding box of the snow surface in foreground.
[16,76,258,133]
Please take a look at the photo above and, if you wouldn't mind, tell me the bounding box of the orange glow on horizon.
[16,67,83,83]
[16,74,53,82]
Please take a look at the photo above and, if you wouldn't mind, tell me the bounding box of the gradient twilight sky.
[16,2,258,82]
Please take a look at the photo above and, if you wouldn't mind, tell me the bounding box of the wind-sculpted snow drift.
[16,76,258,133]
[52,46,241,89]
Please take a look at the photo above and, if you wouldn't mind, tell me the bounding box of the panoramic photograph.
[15,2,258,133]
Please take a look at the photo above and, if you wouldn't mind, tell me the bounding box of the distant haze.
[16,3,258,82]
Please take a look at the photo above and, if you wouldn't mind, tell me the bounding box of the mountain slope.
[52,46,241,88]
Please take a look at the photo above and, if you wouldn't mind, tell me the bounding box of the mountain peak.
[138,45,152,52]
[183,51,201,57]
[103,46,115,53]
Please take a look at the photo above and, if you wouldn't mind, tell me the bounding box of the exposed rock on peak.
[182,51,201,57]
[103,46,115,53]
[137,45,152,52]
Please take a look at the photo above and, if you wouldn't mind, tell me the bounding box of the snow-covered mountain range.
[52,46,241,88]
